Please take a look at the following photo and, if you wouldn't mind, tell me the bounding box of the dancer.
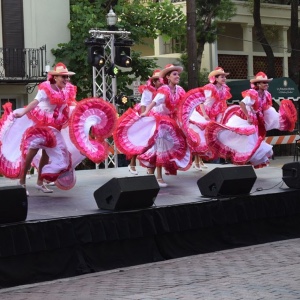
[179,67,231,170]
[139,64,191,186]
[0,62,117,195]
[128,69,162,175]
[205,72,297,168]
[114,64,191,187]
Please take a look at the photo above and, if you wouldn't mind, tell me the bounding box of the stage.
[1,157,300,288]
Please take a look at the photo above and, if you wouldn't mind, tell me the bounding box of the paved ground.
[0,238,300,299]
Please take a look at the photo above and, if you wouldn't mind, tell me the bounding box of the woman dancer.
[205,72,297,168]
[114,64,191,187]
[139,64,191,186]
[179,67,232,170]
[0,63,116,195]
[128,69,162,175]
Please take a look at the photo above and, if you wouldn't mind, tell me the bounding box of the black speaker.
[0,186,28,224]
[282,162,300,188]
[197,166,257,197]
[94,175,160,211]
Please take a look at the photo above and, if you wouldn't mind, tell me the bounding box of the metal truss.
[89,29,131,169]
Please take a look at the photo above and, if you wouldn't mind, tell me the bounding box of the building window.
[163,36,186,54]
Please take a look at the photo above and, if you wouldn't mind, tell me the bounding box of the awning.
[226,77,300,104]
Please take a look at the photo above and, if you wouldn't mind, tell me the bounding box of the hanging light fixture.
[106,7,117,30]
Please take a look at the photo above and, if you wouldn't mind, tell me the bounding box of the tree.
[252,0,276,78]
[195,0,236,74]
[186,0,198,89]
[289,0,300,86]
[52,0,186,100]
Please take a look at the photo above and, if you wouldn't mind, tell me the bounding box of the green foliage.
[196,0,236,44]
[51,0,186,100]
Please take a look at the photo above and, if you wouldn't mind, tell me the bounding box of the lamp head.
[106,7,117,27]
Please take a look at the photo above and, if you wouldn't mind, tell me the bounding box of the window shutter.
[1,0,25,77]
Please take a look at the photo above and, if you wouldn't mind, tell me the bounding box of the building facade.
[0,0,71,112]
[141,0,298,82]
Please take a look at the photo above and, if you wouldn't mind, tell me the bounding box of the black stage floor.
[1,156,300,287]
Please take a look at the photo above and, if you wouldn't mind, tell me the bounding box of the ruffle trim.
[21,126,57,159]
[157,85,186,112]
[279,99,297,131]
[205,122,262,165]
[113,108,158,156]
[138,116,188,172]
[138,83,157,95]
[0,102,14,144]
[28,105,69,130]
[241,89,272,111]
[203,83,232,101]
[38,81,77,105]
[69,97,117,163]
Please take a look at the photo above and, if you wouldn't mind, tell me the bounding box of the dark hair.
[253,82,260,90]
[47,74,56,84]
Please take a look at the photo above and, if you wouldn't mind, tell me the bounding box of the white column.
[281,26,289,77]
[154,36,165,56]
[210,40,218,69]
[242,24,254,79]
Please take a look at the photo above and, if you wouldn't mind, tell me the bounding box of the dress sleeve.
[241,95,255,106]
[153,93,166,106]
[35,89,48,102]
[140,89,152,106]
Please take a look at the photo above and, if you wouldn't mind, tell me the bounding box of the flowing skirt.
[113,108,191,175]
[0,98,117,189]
[206,100,297,168]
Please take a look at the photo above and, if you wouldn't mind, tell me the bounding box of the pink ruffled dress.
[0,81,117,189]
[206,89,297,168]
[178,83,231,160]
[114,84,191,175]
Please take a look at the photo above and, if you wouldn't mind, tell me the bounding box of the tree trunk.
[289,0,300,86]
[187,0,199,89]
[253,0,276,78]
[197,39,205,75]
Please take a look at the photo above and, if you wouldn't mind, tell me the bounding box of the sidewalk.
[1,238,300,299]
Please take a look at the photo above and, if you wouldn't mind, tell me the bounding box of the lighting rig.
[85,7,133,168]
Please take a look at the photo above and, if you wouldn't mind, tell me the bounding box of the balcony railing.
[0,45,47,83]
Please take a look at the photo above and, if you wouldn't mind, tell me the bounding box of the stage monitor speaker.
[0,186,28,224]
[197,166,257,197]
[94,175,160,211]
[282,162,300,188]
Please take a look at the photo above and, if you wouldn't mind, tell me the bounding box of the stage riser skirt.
[1,190,300,287]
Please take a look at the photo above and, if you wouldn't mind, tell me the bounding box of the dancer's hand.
[13,112,24,118]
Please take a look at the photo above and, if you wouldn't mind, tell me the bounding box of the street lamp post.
[87,8,132,169]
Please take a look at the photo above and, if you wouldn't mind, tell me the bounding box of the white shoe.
[46,182,55,186]
[36,184,53,193]
[128,165,138,175]
[157,178,168,187]
[199,162,208,169]
[193,162,202,171]
[26,174,31,179]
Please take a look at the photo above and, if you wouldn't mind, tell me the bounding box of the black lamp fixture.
[114,37,134,68]
[85,37,106,69]
[106,63,119,78]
